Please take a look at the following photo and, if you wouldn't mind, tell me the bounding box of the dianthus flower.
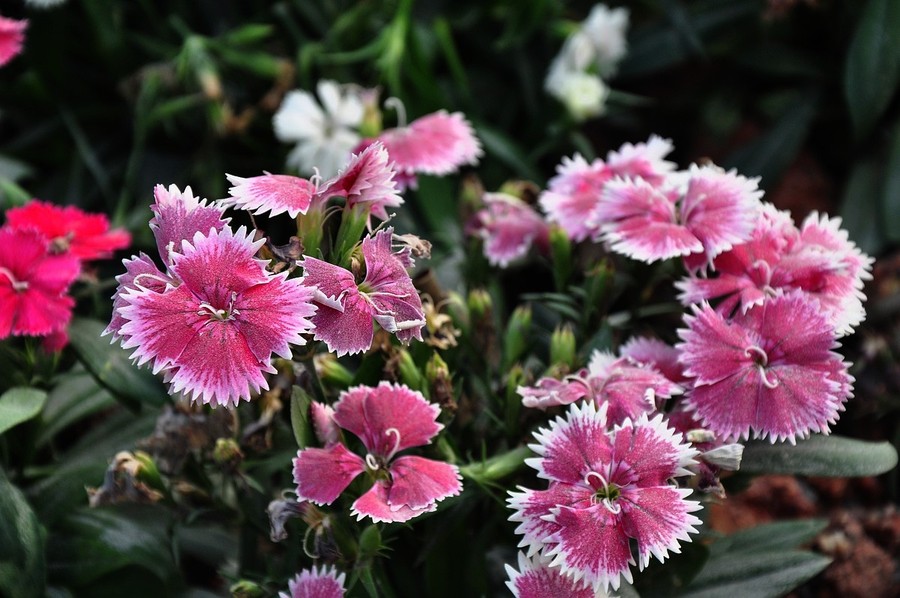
[594,165,761,264]
[466,192,549,267]
[539,136,674,242]
[0,227,80,339]
[279,565,345,598]
[505,552,605,598]
[301,227,425,356]
[508,402,701,592]
[224,142,401,221]
[273,80,364,178]
[519,349,681,425]
[0,16,26,67]
[5,199,131,260]
[677,291,853,443]
[292,383,462,523]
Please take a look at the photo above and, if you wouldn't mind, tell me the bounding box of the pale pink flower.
[508,402,701,592]
[279,565,345,598]
[505,552,601,598]
[467,193,549,267]
[310,401,339,447]
[677,291,853,443]
[0,227,79,339]
[619,336,687,384]
[518,375,589,411]
[301,227,425,356]
[377,110,482,180]
[224,173,318,219]
[150,184,229,267]
[319,141,403,222]
[117,226,316,406]
[594,165,761,263]
[0,16,26,68]
[292,383,462,523]
[540,136,675,242]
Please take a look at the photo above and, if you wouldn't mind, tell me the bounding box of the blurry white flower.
[581,4,629,77]
[555,71,609,121]
[273,80,364,178]
[25,0,68,8]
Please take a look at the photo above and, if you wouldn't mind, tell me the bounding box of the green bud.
[212,438,243,469]
[315,353,354,388]
[296,205,325,258]
[549,225,573,291]
[229,580,264,598]
[504,364,526,434]
[132,450,165,492]
[467,289,492,322]
[503,305,532,369]
[334,203,373,269]
[459,446,531,483]
[394,349,427,394]
[549,325,577,370]
[358,524,383,559]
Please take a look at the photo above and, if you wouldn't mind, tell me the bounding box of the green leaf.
[717,519,828,554]
[36,367,116,447]
[67,318,169,409]
[741,435,898,477]
[682,550,830,598]
[0,387,47,436]
[840,156,887,255]
[881,119,900,242]
[0,470,46,598]
[46,505,176,587]
[844,0,900,139]
[475,124,542,181]
[289,386,314,449]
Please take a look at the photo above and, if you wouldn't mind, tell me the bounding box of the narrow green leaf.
[881,119,900,242]
[840,157,887,255]
[219,24,273,46]
[0,470,46,598]
[475,124,542,181]
[741,435,898,477]
[0,388,47,436]
[36,367,116,447]
[289,386,314,449]
[720,519,828,555]
[844,0,900,139]
[67,318,168,409]
[682,551,831,598]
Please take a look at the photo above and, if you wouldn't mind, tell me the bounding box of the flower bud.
[393,348,427,393]
[212,437,244,471]
[549,325,577,371]
[230,580,264,598]
[315,353,354,388]
[467,288,492,322]
[549,225,573,290]
[503,305,532,368]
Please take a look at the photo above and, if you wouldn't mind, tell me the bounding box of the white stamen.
[744,345,768,367]
[365,453,380,471]
[0,267,28,292]
[384,427,402,460]
[384,96,407,128]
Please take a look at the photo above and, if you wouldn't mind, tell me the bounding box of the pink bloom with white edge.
[225,142,402,221]
[540,136,675,242]
[677,291,853,443]
[505,552,602,598]
[292,383,462,523]
[377,110,482,181]
[301,227,425,356]
[150,184,229,267]
[594,165,762,264]
[117,226,317,406]
[619,336,688,384]
[508,402,701,592]
[0,16,27,67]
[279,565,345,598]
[467,192,549,267]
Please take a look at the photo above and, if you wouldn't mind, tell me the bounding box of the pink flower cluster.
[1,200,130,350]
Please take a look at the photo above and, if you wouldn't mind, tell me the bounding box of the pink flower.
[0,16,26,68]
[505,552,601,598]
[311,401,339,447]
[279,565,345,598]
[518,349,682,424]
[376,110,482,183]
[540,136,675,242]
[225,142,402,221]
[116,226,317,406]
[466,193,549,267]
[150,184,229,267]
[508,402,701,592]
[292,383,462,523]
[594,165,761,263]
[0,227,80,339]
[677,204,872,336]
[104,252,172,341]
[677,291,853,443]
[619,336,687,384]
[5,199,131,260]
[301,227,425,356]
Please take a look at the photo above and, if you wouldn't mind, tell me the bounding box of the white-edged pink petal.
[587,351,683,424]
[378,110,482,176]
[281,565,346,598]
[224,173,317,218]
[468,193,549,267]
[292,443,366,505]
[505,552,598,598]
[539,154,611,242]
[361,228,425,342]
[620,485,702,569]
[351,480,436,523]
[104,252,171,340]
[150,183,228,267]
[518,375,589,410]
[386,455,462,510]
[507,483,591,557]
[320,141,403,221]
[527,401,612,485]
[311,401,340,446]
[605,135,675,186]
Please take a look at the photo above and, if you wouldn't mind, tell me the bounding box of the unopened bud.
[212,437,244,470]
[230,580,264,598]
[358,524,382,559]
[315,353,354,388]
[702,443,744,471]
[549,225,573,290]
[550,325,576,370]
[394,348,427,393]
[467,289,492,322]
[503,305,532,368]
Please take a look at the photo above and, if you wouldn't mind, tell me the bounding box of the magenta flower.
[0,227,80,340]
[540,136,674,242]
[225,142,401,221]
[505,552,601,598]
[117,226,317,406]
[619,336,688,384]
[677,291,853,443]
[377,110,482,183]
[594,165,761,263]
[301,227,425,356]
[0,16,26,68]
[279,565,345,598]
[508,402,701,592]
[292,383,462,523]
[467,193,550,267]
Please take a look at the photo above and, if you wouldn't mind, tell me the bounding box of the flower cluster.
[1,199,129,349]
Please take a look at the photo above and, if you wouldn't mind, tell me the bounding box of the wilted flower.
[677,291,853,443]
[505,552,603,598]
[301,227,425,356]
[274,80,364,178]
[292,383,462,523]
[0,16,26,67]
[508,402,701,592]
[279,565,346,598]
[467,192,550,267]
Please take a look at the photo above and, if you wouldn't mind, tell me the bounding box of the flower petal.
[351,480,435,523]
[378,110,481,176]
[620,486,702,569]
[528,401,613,484]
[385,455,461,510]
[225,173,317,218]
[293,443,366,505]
[232,274,316,361]
[150,184,228,266]
[505,552,597,598]
[282,565,346,598]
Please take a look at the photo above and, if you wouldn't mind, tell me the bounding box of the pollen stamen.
[384,427,402,460]
[0,267,28,292]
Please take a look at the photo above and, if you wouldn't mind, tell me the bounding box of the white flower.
[581,4,629,77]
[273,80,364,178]
[555,72,609,121]
[25,0,68,7]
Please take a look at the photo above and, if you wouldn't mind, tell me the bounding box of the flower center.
[744,344,779,389]
[197,291,240,322]
[364,427,402,475]
[584,471,622,514]
[0,267,28,292]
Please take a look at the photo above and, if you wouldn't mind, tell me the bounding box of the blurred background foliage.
[1,0,899,596]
